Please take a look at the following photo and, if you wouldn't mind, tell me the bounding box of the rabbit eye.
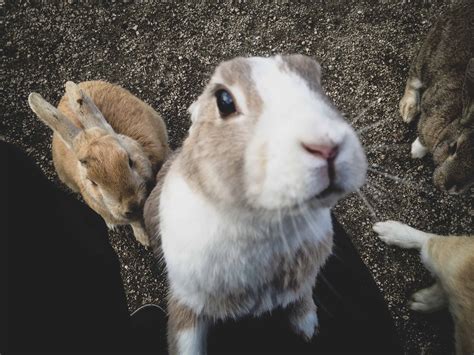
[128,157,134,168]
[215,89,236,117]
[448,142,458,156]
[89,179,98,187]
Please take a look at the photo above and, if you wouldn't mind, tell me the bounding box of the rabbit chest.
[160,172,333,319]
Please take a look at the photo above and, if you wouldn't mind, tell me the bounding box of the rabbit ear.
[28,93,81,148]
[281,54,322,86]
[65,81,115,133]
[461,58,474,126]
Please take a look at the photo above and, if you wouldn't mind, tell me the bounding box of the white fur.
[176,321,208,355]
[290,309,319,340]
[160,168,333,318]
[157,56,367,354]
[244,56,366,210]
[373,220,432,249]
[409,283,447,313]
[411,137,428,159]
[410,78,423,90]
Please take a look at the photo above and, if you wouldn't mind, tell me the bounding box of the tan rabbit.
[374,221,474,354]
[28,80,168,247]
[399,0,474,194]
[144,55,367,354]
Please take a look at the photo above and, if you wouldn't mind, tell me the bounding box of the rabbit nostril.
[302,143,339,160]
[125,203,141,218]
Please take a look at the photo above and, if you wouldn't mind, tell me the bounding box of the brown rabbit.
[399,0,474,194]
[28,81,168,246]
[374,221,474,355]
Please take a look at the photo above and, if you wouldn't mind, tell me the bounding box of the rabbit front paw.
[399,78,422,123]
[409,283,447,313]
[290,308,319,341]
[411,138,428,159]
[373,220,429,249]
[131,222,150,247]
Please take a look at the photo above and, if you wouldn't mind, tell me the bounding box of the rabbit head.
[181,55,367,212]
[432,59,474,194]
[28,82,153,223]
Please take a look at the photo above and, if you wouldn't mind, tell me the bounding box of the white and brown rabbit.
[28,80,169,247]
[399,0,474,194]
[374,221,474,354]
[144,55,367,354]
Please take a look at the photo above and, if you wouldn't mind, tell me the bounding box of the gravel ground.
[2,1,473,353]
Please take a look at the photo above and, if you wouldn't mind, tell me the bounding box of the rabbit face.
[74,127,153,222]
[433,127,474,194]
[184,55,367,210]
[433,60,474,194]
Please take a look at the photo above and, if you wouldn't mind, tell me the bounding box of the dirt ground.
[2,0,473,353]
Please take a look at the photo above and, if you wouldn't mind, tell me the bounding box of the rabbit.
[143,54,367,355]
[374,221,474,355]
[399,0,474,194]
[28,80,169,247]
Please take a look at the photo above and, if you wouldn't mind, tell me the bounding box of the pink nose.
[302,143,338,160]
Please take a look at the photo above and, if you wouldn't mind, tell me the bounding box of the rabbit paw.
[290,309,319,341]
[409,284,447,313]
[399,79,421,123]
[132,223,150,247]
[411,138,428,159]
[373,220,429,249]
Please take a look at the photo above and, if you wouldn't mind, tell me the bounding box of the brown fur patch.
[219,58,264,116]
[280,54,322,94]
[271,236,332,292]
[58,80,169,173]
[178,58,263,204]
[167,297,200,355]
[427,236,474,353]
[194,234,332,319]
[144,150,180,256]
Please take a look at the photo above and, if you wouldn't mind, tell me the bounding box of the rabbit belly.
[160,173,333,319]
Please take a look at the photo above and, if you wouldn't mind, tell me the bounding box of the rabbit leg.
[411,137,428,159]
[373,220,434,249]
[288,291,319,341]
[409,282,447,313]
[131,220,150,247]
[399,78,422,123]
[168,299,208,355]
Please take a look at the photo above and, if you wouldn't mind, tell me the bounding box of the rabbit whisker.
[277,208,293,260]
[357,117,391,135]
[350,98,381,126]
[367,167,432,194]
[297,202,342,262]
[356,189,378,222]
[363,180,391,196]
[364,143,409,152]
[318,272,344,302]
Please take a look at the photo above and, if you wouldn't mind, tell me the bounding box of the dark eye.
[448,141,458,156]
[89,179,97,187]
[215,89,236,117]
[128,157,134,168]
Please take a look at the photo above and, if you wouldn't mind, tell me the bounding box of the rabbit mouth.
[316,183,344,199]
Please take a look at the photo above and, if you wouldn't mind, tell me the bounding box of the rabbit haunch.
[144,55,366,355]
[28,81,168,247]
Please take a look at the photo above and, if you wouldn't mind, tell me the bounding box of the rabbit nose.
[302,143,339,160]
[125,203,141,218]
